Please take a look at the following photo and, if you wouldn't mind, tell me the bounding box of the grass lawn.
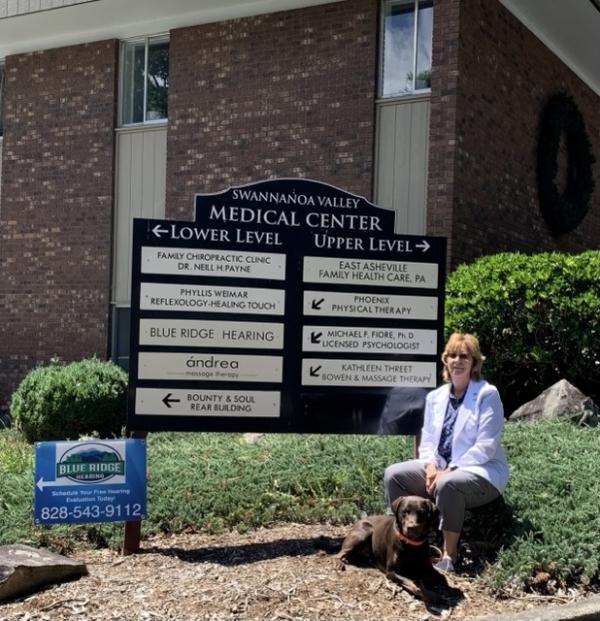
[1,418,599,592]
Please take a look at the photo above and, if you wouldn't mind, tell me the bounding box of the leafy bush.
[486,419,600,592]
[445,250,600,412]
[11,358,127,443]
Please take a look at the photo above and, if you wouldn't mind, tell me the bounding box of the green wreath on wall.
[536,92,596,235]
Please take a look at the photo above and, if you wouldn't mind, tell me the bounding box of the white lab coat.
[418,379,510,493]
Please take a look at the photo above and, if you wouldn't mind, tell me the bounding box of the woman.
[384,333,509,572]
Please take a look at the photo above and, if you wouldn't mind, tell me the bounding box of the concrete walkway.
[467,594,600,621]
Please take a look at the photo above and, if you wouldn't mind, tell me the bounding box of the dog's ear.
[427,499,440,527]
[391,496,405,517]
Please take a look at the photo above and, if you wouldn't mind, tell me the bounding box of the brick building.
[0,0,598,411]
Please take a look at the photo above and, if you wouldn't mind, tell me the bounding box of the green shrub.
[445,250,600,412]
[487,419,600,591]
[11,358,127,443]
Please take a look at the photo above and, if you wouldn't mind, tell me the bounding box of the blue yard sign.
[34,439,146,524]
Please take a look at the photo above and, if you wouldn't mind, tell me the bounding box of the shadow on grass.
[453,496,537,576]
[144,534,345,566]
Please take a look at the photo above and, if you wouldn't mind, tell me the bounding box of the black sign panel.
[127,179,446,434]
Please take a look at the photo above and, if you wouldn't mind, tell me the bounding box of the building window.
[119,35,169,126]
[0,62,5,137]
[380,0,433,98]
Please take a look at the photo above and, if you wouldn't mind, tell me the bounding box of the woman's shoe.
[434,555,455,573]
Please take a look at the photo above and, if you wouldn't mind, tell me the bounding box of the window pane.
[146,38,169,121]
[121,42,145,124]
[415,1,433,90]
[382,0,415,97]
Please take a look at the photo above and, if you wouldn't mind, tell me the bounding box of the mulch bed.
[0,523,584,621]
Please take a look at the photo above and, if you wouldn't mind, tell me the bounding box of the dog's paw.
[334,558,348,571]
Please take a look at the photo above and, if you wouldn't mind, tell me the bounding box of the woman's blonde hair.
[441,332,485,383]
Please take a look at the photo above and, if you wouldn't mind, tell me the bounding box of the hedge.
[11,358,127,443]
[445,250,600,412]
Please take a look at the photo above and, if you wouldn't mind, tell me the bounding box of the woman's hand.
[425,464,452,496]
[425,462,438,496]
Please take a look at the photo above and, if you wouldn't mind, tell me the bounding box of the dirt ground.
[0,523,586,621]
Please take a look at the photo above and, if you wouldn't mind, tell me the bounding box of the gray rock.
[509,379,599,425]
[0,544,87,602]
[242,432,266,444]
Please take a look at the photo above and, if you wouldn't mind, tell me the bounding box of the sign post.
[127,179,446,434]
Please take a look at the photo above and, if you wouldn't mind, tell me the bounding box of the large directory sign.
[127,179,446,433]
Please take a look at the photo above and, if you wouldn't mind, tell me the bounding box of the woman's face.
[444,349,473,384]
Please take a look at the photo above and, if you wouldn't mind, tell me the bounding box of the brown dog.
[335,496,448,602]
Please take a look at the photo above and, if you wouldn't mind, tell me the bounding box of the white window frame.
[118,34,169,128]
[379,0,433,99]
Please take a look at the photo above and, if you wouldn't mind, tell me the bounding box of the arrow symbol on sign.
[309,365,322,377]
[311,298,325,310]
[310,332,322,344]
[162,393,181,408]
[36,477,66,492]
[416,240,430,252]
[152,224,169,238]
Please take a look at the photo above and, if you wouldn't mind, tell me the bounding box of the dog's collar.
[394,528,426,546]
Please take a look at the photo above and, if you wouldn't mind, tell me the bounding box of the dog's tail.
[313,535,344,554]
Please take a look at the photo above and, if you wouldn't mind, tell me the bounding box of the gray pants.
[384,459,500,533]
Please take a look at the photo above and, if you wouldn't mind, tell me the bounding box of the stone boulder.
[243,432,266,444]
[0,544,87,602]
[509,379,599,425]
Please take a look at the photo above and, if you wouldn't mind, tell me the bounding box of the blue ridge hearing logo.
[56,442,125,483]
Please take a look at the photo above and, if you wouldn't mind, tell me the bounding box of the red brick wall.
[428,0,600,268]
[165,0,378,219]
[0,139,3,205]
[426,0,461,263]
[0,41,118,410]
[3,0,597,412]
